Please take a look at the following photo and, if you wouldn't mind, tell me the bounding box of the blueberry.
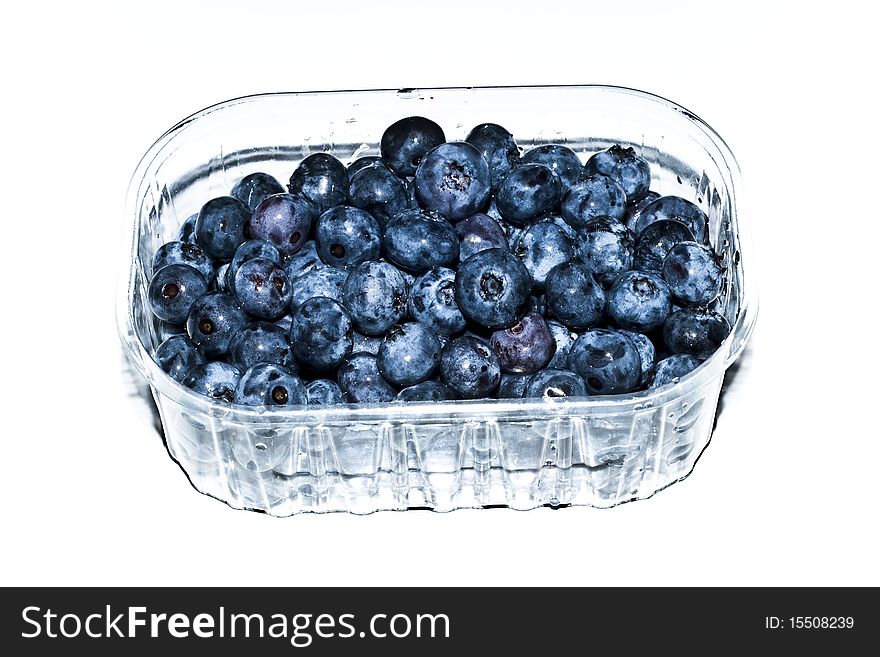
[226,239,282,289]
[496,163,563,225]
[227,322,295,372]
[545,320,578,369]
[521,144,583,190]
[497,372,530,398]
[568,329,642,395]
[352,331,383,355]
[182,361,241,403]
[230,172,285,211]
[283,239,324,280]
[395,380,452,402]
[154,335,205,382]
[290,296,353,371]
[148,264,209,324]
[455,248,531,329]
[651,354,701,388]
[541,213,578,239]
[337,352,397,403]
[152,241,214,281]
[177,213,198,244]
[232,257,292,321]
[194,196,250,260]
[383,209,459,272]
[287,153,349,214]
[634,195,709,244]
[574,217,634,286]
[632,219,696,272]
[348,164,408,229]
[544,261,606,330]
[561,174,626,229]
[464,123,520,191]
[342,261,408,335]
[288,266,347,310]
[489,312,556,374]
[663,306,730,359]
[347,156,389,177]
[234,363,307,407]
[249,193,317,256]
[380,116,446,177]
[377,322,441,386]
[584,145,651,202]
[414,142,491,221]
[185,292,248,357]
[524,369,587,399]
[455,212,508,262]
[158,321,187,342]
[314,205,382,269]
[607,270,672,332]
[623,190,660,231]
[619,330,656,387]
[408,266,467,336]
[305,379,346,405]
[662,241,723,305]
[439,335,501,399]
[512,221,573,291]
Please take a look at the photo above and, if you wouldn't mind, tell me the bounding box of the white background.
[2,1,877,587]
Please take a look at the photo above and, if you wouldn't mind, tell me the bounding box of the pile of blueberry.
[147,116,730,407]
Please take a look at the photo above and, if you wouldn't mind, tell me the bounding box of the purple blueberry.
[489,312,556,374]
[249,193,317,256]
[455,212,509,262]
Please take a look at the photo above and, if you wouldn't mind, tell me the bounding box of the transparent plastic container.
[117,86,757,515]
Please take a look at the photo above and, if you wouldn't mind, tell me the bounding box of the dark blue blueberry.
[395,380,452,402]
[194,196,250,260]
[232,257,292,321]
[348,164,408,229]
[408,267,466,336]
[230,172,285,211]
[283,239,324,280]
[561,174,626,229]
[455,212,508,262]
[177,213,198,244]
[544,261,606,330]
[249,193,317,256]
[464,123,520,192]
[542,213,578,239]
[496,163,563,225]
[513,221,573,291]
[377,322,441,386]
[234,363,306,407]
[632,219,696,273]
[352,331,383,355]
[439,336,501,399]
[607,270,671,332]
[287,153,349,215]
[305,379,346,405]
[521,144,583,190]
[623,190,660,231]
[568,329,642,395]
[337,352,397,403]
[347,156,389,177]
[226,239,282,289]
[455,248,531,330]
[574,217,634,286]
[584,145,651,202]
[288,266,347,310]
[185,292,248,357]
[662,241,723,305]
[651,354,701,388]
[663,306,730,359]
[182,361,241,403]
[546,320,578,369]
[383,208,459,272]
[227,322,295,372]
[152,241,214,280]
[380,116,446,177]
[154,335,205,382]
[290,296,353,371]
[414,142,491,221]
[489,312,556,374]
[619,330,655,387]
[497,373,530,398]
[634,195,709,244]
[342,261,408,335]
[314,205,381,269]
[524,369,587,399]
[148,264,208,324]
